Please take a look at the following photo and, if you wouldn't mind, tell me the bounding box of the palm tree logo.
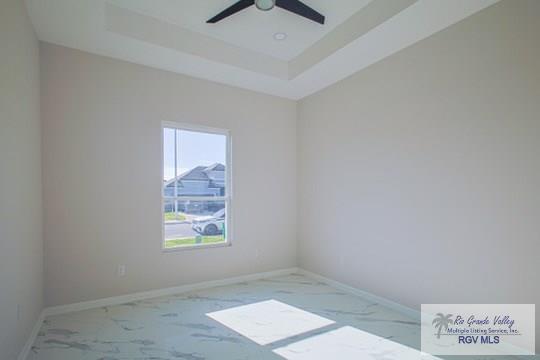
[432,313,453,339]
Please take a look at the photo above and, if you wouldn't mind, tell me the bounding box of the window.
[162,123,231,250]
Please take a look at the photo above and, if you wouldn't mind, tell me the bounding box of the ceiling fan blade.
[275,0,325,24]
[207,0,255,23]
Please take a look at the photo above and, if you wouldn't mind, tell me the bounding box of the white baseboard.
[297,268,420,320]
[19,266,423,360]
[43,267,299,317]
[41,267,420,321]
[20,267,536,359]
[17,311,45,360]
[18,268,298,360]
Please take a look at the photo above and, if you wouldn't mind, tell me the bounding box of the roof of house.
[164,163,225,185]
[180,166,211,181]
[205,163,225,171]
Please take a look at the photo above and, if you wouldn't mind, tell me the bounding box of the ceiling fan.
[207,0,325,25]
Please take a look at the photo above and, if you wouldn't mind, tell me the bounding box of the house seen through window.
[163,125,230,249]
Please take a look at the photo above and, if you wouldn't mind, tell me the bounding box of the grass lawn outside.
[164,235,225,248]
[164,212,187,221]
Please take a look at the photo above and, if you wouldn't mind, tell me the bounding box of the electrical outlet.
[117,264,126,277]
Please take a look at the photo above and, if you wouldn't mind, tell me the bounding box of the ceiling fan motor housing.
[255,0,276,11]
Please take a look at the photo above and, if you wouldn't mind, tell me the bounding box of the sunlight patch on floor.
[273,326,442,360]
[206,299,335,345]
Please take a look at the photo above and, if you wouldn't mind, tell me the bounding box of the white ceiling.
[25,0,500,99]
[107,0,371,61]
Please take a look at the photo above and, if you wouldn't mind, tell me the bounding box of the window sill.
[161,241,231,253]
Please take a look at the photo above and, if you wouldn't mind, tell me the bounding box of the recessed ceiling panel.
[24,0,501,99]
[107,0,373,61]
[105,3,289,79]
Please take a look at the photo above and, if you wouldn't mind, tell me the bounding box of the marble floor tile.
[28,274,537,360]
[273,325,442,360]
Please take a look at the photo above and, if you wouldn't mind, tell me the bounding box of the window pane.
[176,129,227,197]
[164,200,227,248]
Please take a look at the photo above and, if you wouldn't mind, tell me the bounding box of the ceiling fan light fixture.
[255,0,276,11]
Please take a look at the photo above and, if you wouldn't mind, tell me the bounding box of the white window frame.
[161,121,232,252]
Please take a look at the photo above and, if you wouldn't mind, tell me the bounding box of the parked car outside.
[192,208,225,235]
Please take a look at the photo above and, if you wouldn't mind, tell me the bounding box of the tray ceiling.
[25,0,500,99]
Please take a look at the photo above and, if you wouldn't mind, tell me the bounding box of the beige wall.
[41,43,297,307]
[5,0,538,352]
[0,0,43,358]
[298,0,540,347]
